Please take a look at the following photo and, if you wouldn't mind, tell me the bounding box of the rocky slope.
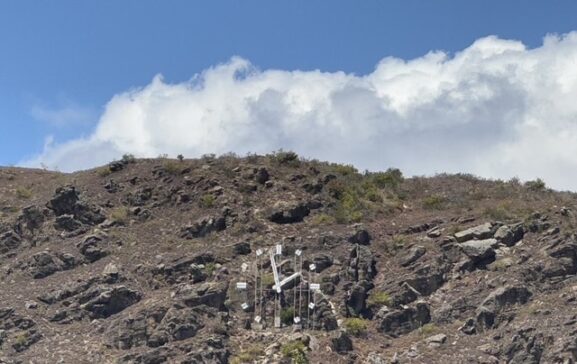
[1,153,577,363]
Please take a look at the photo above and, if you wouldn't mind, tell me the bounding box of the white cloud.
[22,32,577,190]
[30,102,94,127]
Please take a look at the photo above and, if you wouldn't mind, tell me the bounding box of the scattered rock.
[233,242,251,256]
[454,222,496,242]
[0,231,21,254]
[181,215,226,239]
[348,228,372,245]
[426,333,447,347]
[400,246,426,267]
[460,239,498,263]
[331,331,353,353]
[54,214,82,231]
[80,286,142,319]
[77,234,108,262]
[174,282,228,310]
[378,302,431,337]
[254,168,270,184]
[267,201,310,224]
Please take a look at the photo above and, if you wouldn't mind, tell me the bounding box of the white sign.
[310,283,321,291]
[294,316,301,324]
[236,282,247,290]
[276,244,282,255]
[256,249,263,256]
[241,302,249,311]
[308,302,316,310]
[241,263,248,272]
[295,249,302,256]
[309,264,316,272]
[254,315,262,323]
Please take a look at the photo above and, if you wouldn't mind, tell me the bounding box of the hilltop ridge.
[1,153,577,363]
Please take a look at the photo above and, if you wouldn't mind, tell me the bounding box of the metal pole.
[307,270,311,330]
[254,258,258,324]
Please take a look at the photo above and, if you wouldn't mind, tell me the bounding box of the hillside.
[1,152,577,364]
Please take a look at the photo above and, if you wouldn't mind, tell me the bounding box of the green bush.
[200,194,216,208]
[280,307,295,325]
[15,187,33,199]
[330,163,358,176]
[121,153,136,164]
[372,168,404,189]
[281,340,308,364]
[525,178,546,191]
[97,167,112,177]
[367,291,391,307]
[311,213,337,225]
[163,160,183,175]
[110,206,130,224]
[343,317,368,337]
[423,194,448,210]
[230,345,264,364]
[419,323,438,336]
[270,150,300,166]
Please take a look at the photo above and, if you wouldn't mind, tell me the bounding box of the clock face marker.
[238,243,323,330]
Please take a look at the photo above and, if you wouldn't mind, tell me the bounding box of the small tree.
[177,154,184,162]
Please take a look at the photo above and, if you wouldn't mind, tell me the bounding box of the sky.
[2,1,577,190]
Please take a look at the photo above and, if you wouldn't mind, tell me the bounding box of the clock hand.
[270,250,282,293]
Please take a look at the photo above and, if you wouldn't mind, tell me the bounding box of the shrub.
[110,207,130,225]
[270,150,300,167]
[311,213,337,225]
[204,262,216,276]
[14,331,28,346]
[177,154,184,162]
[367,291,391,307]
[163,160,183,175]
[372,168,404,189]
[525,178,546,191]
[261,273,275,288]
[330,163,358,176]
[280,307,295,326]
[343,317,368,337]
[15,187,33,199]
[281,340,308,364]
[200,194,216,208]
[97,167,112,177]
[484,205,513,221]
[230,346,264,364]
[121,153,136,164]
[423,194,448,210]
[419,323,437,336]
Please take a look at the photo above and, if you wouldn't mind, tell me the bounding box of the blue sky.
[2,1,577,189]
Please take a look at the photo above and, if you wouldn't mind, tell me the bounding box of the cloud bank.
[24,33,577,190]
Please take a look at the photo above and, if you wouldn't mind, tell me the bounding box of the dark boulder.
[25,250,78,279]
[232,242,251,256]
[0,231,21,254]
[348,245,377,282]
[174,282,228,311]
[107,306,168,349]
[180,215,226,239]
[46,186,105,225]
[454,222,497,242]
[47,186,79,216]
[77,234,108,262]
[331,331,353,353]
[267,202,310,224]
[378,302,431,337]
[54,214,82,232]
[81,286,142,319]
[348,228,371,245]
[254,167,270,184]
[400,246,426,267]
